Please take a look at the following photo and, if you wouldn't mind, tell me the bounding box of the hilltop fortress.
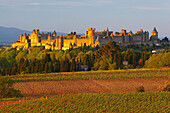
[12,27,160,50]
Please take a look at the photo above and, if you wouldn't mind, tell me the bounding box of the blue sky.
[0,0,170,37]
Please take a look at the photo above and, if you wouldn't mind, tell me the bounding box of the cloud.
[132,6,170,10]
[1,0,113,7]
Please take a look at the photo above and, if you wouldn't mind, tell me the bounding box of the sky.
[0,0,170,37]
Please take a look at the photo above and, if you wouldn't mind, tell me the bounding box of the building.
[12,27,161,50]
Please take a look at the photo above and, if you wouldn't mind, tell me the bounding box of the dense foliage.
[145,52,170,68]
[0,92,169,112]
[0,41,169,76]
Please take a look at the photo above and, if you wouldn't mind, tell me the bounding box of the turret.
[121,29,126,35]
[107,27,109,36]
[52,31,56,37]
[59,34,63,50]
[32,29,36,34]
[35,29,39,35]
[151,27,158,36]
[73,34,77,45]
[140,29,143,33]
[110,32,114,38]
[88,30,95,45]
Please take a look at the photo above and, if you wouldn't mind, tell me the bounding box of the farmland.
[3,68,170,82]
[13,77,169,97]
[0,68,169,112]
[0,92,169,112]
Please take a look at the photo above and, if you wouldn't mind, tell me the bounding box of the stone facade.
[12,27,160,50]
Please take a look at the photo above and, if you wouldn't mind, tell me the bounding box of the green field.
[0,92,169,113]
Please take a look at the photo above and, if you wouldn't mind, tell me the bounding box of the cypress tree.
[45,62,48,73]
[133,53,137,68]
[49,62,53,72]
[23,58,29,72]
[52,53,56,63]
[30,62,34,73]
[70,58,76,72]
[18,58,25,73]
[6,66,11,76]
[60,60,64,72]
[2,65,5,76]
[78,64,81,71]
[55,60,60,72]
[116,51,122,69]
[11,63,17,75]
[128,54,133,65]
[39,62,44,73]
[34,62,40,73]
[64,55,70,72]
[113,53,117,63]
[141,51,147,66]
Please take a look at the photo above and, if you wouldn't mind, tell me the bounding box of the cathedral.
[12,27,159,50]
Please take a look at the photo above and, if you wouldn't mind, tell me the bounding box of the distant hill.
[0,26,84,45]
[0,26,31,43]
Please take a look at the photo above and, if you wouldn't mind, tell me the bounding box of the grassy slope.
[0,92,169,113]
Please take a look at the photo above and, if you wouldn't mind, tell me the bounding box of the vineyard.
[0,68,169,112]
[13,77,168,97]
[2,68,170,82]
[0,92,169,112]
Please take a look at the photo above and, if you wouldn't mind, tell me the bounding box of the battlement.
[11,27,159,50]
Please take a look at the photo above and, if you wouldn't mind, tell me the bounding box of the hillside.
[0,26,30,43]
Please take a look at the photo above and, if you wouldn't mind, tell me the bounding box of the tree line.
[0,41,166,76]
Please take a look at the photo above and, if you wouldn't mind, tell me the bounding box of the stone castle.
[12,27,159,50]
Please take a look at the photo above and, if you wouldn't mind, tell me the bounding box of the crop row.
[1,69,169,82]
[0,92,169,113]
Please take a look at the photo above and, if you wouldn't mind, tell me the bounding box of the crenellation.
[11,27,161,50]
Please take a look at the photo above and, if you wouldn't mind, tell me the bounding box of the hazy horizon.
[0,0,170,37]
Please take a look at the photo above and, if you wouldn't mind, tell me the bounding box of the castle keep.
[12,27,159,50]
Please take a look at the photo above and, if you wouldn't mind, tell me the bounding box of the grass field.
[0,92,169,113]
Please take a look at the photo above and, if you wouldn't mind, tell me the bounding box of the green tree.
[45,62,48,73]
[34,61,40,73]
[70,58,76,72]
[11,63,17,75]
[133,53,137,68]
[116,51,122,69]
[49,62,54,72]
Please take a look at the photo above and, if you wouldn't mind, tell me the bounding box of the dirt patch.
[0,100,30,108]
[13,77,169,97]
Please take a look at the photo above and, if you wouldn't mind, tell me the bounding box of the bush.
[136,86,145,92]
[0,77,22,98]
[124,65,134,69]
[162,82,170,92]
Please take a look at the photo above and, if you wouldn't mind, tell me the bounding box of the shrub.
[136,86,145,92]
[162,82,170,92]
[124,65,134,69]
[0,77,22,98]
